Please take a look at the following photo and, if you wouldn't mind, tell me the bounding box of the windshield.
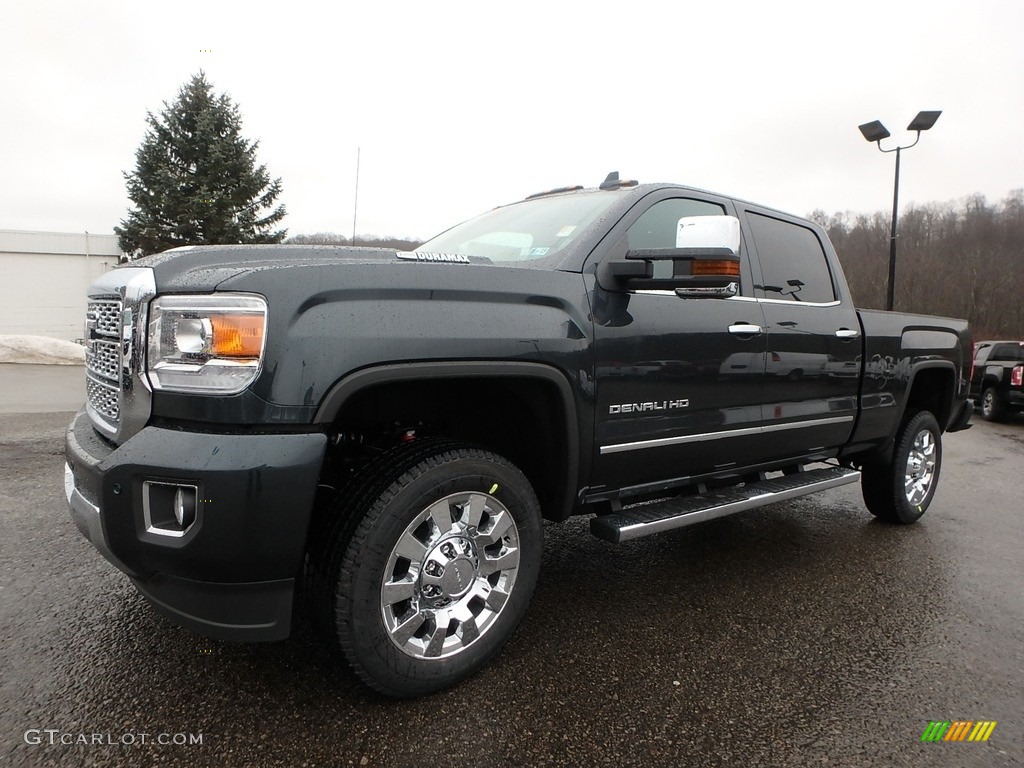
[416,192,618,266]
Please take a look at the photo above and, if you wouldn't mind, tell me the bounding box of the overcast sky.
[2,0,1021,241]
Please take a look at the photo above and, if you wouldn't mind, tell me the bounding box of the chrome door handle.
[729,323,763,335]
[835,328,860,339]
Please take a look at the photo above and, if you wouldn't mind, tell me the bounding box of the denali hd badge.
[397,251,470,264]
[609,399,689,414]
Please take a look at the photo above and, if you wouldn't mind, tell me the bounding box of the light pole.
[858,110,941,311]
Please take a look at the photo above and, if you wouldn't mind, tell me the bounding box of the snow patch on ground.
[0,335,86,365]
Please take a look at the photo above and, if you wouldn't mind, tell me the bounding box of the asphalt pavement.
[1,390,1021,766]
[0,364,84,414]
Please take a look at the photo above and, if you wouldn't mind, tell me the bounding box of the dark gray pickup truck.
[65,174,973,696]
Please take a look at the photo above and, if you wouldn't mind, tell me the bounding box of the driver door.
[587,193,768,497]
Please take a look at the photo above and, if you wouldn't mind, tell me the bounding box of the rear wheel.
[861,410,942,524]
[980,387,1005,422]
[310,440,543,697]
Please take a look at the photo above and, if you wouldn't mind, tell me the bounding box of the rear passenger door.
[741,207,861,463]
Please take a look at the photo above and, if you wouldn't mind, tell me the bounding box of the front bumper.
[64,408,327,641]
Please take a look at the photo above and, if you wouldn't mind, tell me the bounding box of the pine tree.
[115,72,286,257]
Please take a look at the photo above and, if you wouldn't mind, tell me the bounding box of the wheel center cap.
[440,558,476,599]
[420,536,478,601]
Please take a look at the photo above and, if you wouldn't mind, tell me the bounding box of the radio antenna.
[351,147,360,247]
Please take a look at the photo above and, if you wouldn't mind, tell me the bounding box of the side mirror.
[605,215,742,297]
[675,215,740,254]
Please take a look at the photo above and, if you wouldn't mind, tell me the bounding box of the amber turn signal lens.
[209,314,265,358]
[691,259,740,277]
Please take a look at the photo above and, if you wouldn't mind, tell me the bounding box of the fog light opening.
[143,480,200,538]
[174,487,197,528]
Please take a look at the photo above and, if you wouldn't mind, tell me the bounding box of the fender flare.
[867,360,957,467]
[313,360,582,520]
[897,360,957,430]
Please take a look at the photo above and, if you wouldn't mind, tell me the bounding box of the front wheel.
[317,441,543,697]
[861,410,942,524]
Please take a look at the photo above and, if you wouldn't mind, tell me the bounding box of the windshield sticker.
[555,225,577,238]
[528,247,550,256]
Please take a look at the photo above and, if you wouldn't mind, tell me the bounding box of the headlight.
[147,294,268,393]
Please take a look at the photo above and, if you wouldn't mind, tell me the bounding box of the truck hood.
[137,244,415,292]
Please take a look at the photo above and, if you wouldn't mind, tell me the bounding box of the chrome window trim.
[730,296,842,308]
[599,415,854,455]
[630,292,841,308]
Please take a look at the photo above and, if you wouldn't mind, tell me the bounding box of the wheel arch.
[979,373,1002,392]
[900,362,957,432]
[855,361,956,468]
[314,361,581,521]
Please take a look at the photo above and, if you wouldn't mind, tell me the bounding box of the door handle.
[835,328,860,339]
[729,323,763,336]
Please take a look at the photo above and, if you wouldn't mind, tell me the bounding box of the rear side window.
[747,212,836,304]
[991,343,1024,361]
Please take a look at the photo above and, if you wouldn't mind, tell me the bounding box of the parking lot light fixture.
[858,110,942,311]
[858,120,891,143]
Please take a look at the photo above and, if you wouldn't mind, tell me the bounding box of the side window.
[627,198,725,249]
[992,343,1024,361]
[747,212,836,304]
[627,198,726,279]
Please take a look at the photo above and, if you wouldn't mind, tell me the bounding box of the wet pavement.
[1,411,1021,767]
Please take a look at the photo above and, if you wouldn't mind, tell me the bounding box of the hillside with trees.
[811,190,1024,339]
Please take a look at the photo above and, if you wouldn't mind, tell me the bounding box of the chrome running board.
[590,467,861,544]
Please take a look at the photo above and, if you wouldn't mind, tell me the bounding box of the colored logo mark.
[921,721,997,742]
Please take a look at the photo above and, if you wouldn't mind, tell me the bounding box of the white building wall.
[0,231,122,342]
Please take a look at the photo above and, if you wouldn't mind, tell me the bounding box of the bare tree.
[818,192,1023,338]
[286,233,423,249]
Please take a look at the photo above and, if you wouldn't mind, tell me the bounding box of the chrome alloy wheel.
[982,389,995,418]
[904,428,937,506]
[381,491,521,660]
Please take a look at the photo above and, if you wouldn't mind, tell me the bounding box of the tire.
[980,387,1006,422]
[311,439,543,697]
[861,410,942,524]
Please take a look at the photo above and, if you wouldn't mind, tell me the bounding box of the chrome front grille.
[87,300,121,337]
[86,338,119,381]
[85,299,124,427]
[86,375,120,422]
[82,267,156,444]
